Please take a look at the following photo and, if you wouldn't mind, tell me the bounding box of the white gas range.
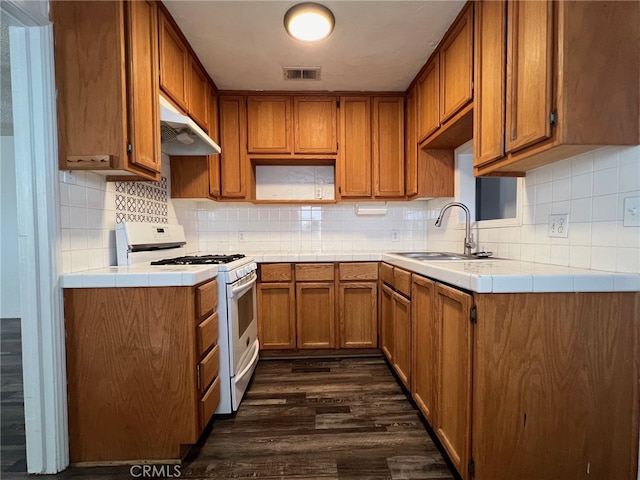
[116,222,259,415]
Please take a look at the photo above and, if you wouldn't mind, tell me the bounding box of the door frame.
[4,0,69,473]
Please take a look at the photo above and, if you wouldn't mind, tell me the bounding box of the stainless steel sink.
[390,252,494,261]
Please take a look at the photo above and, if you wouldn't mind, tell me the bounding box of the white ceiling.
[163,1,466,92]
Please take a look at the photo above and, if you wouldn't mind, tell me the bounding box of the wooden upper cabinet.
[439,4,473,124]
[247,96,292,153]
[51,0,160,180]
[339,96,372,198]
[473,0,506,167]
[405,86,418,197]
[208,86,220,198]
[474,0,639,175]
[218,96,246,198]
[125,0,161,175]
[188,59,209,132]
[505,0,553,154]
[158,9,189,112]
[372,97,405,198]
[293,96,338,154]
[417,55,440,142]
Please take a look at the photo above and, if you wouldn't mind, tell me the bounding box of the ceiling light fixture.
[284,3,335,42]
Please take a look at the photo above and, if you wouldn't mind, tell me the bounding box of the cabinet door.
[435,283,473,479]
[372,97,405,198]
[380,284,394,362]
[339,282,377,348]
[404,86,418,197]
[158,10,189,112]
[392,292,411,389]
[411,275,437,425]
[296,282,335,348]
[218,96,246,198]
[339,97,372,198]
[473,0,507,167]
[439,5,473,123]
[247,96,292,153]
[505,0,554,153]
[293,96,338,154]
[189,59,209,131]
[258,283,296,349]
[126,0,161,175]
[417,55,440,141]
[208,86,220,198]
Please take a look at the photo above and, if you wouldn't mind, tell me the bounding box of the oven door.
[227,271,259,378]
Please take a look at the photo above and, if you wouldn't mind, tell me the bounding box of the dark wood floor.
[1,319,456,479]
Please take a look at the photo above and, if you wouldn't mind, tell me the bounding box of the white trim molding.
[9,21,69,473]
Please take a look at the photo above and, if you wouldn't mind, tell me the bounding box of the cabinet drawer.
[196,280,218,318]
[261,263,292,282]
[295,263,335,282]
[198,344,219,394]
[380,263,394,285]
[199,376,220,431]
[393,268,412,298]
[339,262,379,281]
[197,312,218,357]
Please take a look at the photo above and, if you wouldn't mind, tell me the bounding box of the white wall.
[58,154,199,273]
[1,136,21,317]
[427,145,640,273]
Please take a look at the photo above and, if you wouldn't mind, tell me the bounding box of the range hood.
[159,95,221,156]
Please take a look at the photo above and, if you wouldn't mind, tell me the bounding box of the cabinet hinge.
[470,305,477,324]
[196,364,201,391]
[468,459,475,476]
[127,143,132,155]
[336,100,340,108]
[338,186,342,194]
[549,110,558,126]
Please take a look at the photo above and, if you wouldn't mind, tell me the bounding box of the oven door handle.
[235,338,259,382]
[229,272,257,297]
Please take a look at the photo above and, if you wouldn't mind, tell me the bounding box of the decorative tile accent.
[114,176,168,224]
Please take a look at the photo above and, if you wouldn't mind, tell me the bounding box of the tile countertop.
[381,253,640,293]
[60,264,218,288]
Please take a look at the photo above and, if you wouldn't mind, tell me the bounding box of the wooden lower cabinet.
[434,283,473,479]
[380,263,412,387]
[258,282,296,349]
[392,291,411,389]
[471,292,639,480]
[64,278,219,464]
[380,284,395,361]
[407,273,640,480]
[339,282,377,348]
[296,282,335,348]
[411,275,437,425]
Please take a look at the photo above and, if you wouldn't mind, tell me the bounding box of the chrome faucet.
[435,202,476,255]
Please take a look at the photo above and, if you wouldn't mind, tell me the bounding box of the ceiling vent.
[283,67,321,80]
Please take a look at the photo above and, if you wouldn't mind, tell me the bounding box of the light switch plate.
[623,196,640,226]
[548,214,569,238]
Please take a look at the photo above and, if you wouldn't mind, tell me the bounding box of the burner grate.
[151,254,245,265]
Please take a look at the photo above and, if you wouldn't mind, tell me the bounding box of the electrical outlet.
[548,214,569,238]
[391,230,399,242]
[315,187,323,199]
[238,231,246,242]
[623,196,640,226]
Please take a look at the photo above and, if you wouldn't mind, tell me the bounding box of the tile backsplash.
[197,202,428,254]
[58,155,198,273]
[426,146,640,273]
[59,146,639,274]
